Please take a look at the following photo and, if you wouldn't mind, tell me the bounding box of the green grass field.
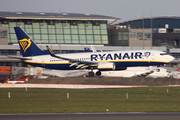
[0,87,180,113]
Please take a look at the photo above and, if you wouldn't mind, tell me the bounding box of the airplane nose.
[168,55,175,62]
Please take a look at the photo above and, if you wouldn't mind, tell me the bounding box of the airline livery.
[13,27,174,76]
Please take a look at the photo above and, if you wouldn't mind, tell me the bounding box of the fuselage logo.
[90,52,151,61]
[18,38,31,53]
[144,52,151,58]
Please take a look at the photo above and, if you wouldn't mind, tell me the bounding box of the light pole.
[39,40,42,49]
[136,15,139,29]
[142,12,144,50]
[136,15,140,47]
[151,11,153,50]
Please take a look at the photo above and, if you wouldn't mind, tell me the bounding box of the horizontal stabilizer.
[8,56,32,60]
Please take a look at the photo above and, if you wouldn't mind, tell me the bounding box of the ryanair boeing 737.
[13,27,174,76]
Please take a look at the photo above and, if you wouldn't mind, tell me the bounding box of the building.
[113,16,180,47]
[0,11,119,46]
[108,28,152,47]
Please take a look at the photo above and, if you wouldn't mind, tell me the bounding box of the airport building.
[110,16,180,47]
[0,11,119,45]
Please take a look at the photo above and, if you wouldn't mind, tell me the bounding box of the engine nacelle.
[98,62,115,71]
[98,62,127,71]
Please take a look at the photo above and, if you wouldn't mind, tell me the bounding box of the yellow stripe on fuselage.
[98,67,113,69]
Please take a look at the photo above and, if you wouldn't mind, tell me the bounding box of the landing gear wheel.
[88,71,94,77]
[96,71,101,76]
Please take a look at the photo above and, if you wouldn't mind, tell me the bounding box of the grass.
[0,87,180,113]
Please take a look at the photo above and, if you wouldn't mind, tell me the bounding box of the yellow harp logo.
[18,38,32,53]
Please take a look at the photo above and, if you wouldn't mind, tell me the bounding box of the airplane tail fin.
[84,45,97,52]
[14,27,48,57]
[84,47,92,52]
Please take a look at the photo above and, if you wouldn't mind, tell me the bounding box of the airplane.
[148,67,171,78]
[12,27,174,76]
[100,67,171,78]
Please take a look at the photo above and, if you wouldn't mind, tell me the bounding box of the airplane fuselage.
[23,50,174,70]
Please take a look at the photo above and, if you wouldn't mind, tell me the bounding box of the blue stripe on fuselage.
[114,61,165,67]
[23,61,166,70]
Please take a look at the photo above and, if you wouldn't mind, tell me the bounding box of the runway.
[1,112,180,120]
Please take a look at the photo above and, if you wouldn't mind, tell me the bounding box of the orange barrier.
[0,67,11,74]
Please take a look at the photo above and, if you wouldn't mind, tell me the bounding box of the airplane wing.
[8,56,32,60]
[46,46,98,69]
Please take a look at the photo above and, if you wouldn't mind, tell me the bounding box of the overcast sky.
[1,0,180,22]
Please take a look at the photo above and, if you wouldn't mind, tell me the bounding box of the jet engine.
[97,62,127,71]
[98,62,115,71]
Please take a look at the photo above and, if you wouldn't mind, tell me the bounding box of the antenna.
[51,9,53,50]
[151,11,153,50]
[142,11,144,50]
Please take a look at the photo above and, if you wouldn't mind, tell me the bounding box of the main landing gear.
[88,70,101,77]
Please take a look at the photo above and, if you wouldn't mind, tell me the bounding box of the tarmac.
[25,76,180,86]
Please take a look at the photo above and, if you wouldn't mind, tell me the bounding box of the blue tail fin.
[84,47,92,52]
[14,27,48,57]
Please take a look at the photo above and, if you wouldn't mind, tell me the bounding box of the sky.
[1,0,180,22]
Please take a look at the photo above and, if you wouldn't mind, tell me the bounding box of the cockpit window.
[160,53,168,55]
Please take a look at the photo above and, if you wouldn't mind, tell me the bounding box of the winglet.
[46,46,56,57]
